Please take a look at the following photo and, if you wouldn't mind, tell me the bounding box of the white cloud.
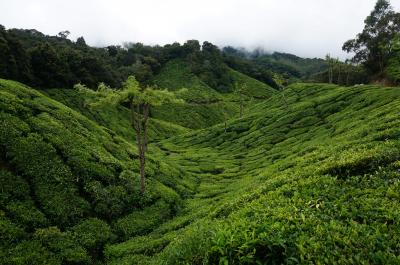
[1,0,399,59]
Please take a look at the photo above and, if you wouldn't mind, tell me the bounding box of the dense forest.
[0,26,282,90]
[1,0,400,264]
[4,10,398,93]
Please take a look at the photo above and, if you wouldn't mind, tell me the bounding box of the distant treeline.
[222,47,370,86]
[0,26,279,91]
[223,47,327,80]
[224,0,400,87]
[2,0,399,93]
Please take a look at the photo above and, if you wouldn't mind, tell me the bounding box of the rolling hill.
[1,77,400,264]
[107,83,400,264]
[149,59,276,129]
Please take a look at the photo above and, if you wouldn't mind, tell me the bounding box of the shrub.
[7,133,90,226]
[33,226,90,264]
[70,218,113,251]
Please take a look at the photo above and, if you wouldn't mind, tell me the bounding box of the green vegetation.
[43,87,189,142]
[106,82,400,264]
[1,1,400,263]
[1,77,400,264]
[253,52,328,82]
[152,59,222,103]
[222,47,329,85]
[0,26,279,91]
[150,59,276,129]
[0,78,193,264]
[75,76,180,194]
[387,36,400,83]
[343,0,400,83]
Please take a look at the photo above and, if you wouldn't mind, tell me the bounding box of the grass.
[1,78,400,264]
[150,59,276,129]
[44,88,189,142]
[0,78,196,264]
[106,83,400,264]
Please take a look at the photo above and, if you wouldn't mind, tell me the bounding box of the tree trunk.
[239,98,243,118]
[329,67,333,84]
[139,151,145,194]
[379,58,384,76]
[281,90,288,108]
[130,101,150,195]
[140,104,149,194]
[224,119,227,133]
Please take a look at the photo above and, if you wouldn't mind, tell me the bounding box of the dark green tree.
[57,30,70,39]
[343,0,400,76]
[0,25,32,82]
[107,45,119,57]
[183,40,201,55]
[30,42,66,87]
[386,35,400,82]
[76,36,87,48]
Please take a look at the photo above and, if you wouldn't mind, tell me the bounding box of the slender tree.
[235,82,247,118]
[76,76,179,194]
[345,60,352,86]
[325,54,334,84]
[224,112,228,133]
[337,61,342,84]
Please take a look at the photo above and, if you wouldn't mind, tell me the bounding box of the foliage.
[70,218,113,251]
[76,76,181,194]
[0,78,190,264]
[0,26,281,93]
[343,0,400,77]
[2,69,400,264]
[312,56,368,86]
[223,48,328,85]
[105,82,400,264]
[223,50,280,88]
[386,35,400,83]
[0,25,32,83]
[150,59,275,129]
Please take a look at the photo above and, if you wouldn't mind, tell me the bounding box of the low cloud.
[1,0,399,59]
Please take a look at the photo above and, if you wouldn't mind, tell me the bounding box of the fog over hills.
[2,0,399,59]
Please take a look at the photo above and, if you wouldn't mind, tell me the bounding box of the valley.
[1,1,400,263]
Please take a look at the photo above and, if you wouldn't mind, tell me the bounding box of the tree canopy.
[343,0,400,78]
[76,76,180,194]
[0,26,280,90]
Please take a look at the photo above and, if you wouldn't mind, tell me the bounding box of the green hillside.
[2,1,400,264]
[1,77,400,264]
[43,88,189,141]
[0,79,197,264]
[105,83,400,264]
[254,52,328,80]
[150,59,276,129]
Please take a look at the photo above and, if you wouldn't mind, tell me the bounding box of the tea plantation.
[1,78,400,264]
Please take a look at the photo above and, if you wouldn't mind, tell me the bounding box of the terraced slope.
[107,83,400,264]
[151,59,276,129]
[0,79,197,264]
[1,79,400,264]
[44,88,189,142]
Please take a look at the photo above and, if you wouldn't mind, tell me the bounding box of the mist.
[1,0,399,59]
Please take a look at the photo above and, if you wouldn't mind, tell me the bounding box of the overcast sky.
[1,0,400,59]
